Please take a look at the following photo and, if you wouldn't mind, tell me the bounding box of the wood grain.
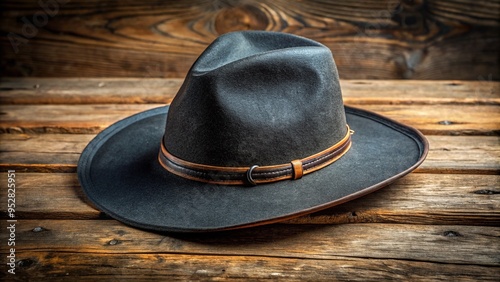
[1,220,498,266]
[1,78,499,105]
[1,78,498,135]
[0,78,182,105]
[6,252,500,281]
[0,173,498,226]
[0,0,498,79]
[0,104,161,134]
[1,103,498,135]
[0,133,91,173]
[424,136,500,173]
[358,104,500,135]
[1,134,499,174]
[0,77,498,280]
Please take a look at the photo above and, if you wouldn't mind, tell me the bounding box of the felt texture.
[77,31,428,232]
[164,31,346,166]
[78,106,427,233]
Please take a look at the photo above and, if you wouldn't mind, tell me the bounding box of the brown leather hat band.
[158,126,353,186]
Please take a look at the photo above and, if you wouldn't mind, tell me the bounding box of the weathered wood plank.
[7,252,500,281]
[427,0,500,26]
[359,104,500,135]
[1,220,498,266]
[341,80,500,105]
[0,173,497,226]
[1,78,499,105]
[1,134,499,174]
[294,173,500,226]
[0,78,181,105]
[0,104,161,134]
[424,136,500,173]
[0,0,498,79]
[0,104,498,135]
[0,134,91,172]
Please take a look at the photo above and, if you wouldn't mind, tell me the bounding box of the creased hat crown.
[163,31,347,167]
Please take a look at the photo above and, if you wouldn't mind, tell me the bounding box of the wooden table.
[0,78,499,281]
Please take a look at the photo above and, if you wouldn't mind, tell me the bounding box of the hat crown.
[163,31,347,167]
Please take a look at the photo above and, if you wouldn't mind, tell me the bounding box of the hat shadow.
[161,223,332,245]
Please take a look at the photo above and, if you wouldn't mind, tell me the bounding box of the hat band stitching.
[158,125,352,185]
[160,137,349,179]
[302,138,351,171]
[158,146,348,184]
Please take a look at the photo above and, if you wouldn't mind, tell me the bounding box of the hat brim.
[78,106,428,233]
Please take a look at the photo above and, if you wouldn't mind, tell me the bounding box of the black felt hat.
[78,31,428,232]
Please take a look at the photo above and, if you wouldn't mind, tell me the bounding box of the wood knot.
[7,127,24,134]
[107,239,121,246]
[443,231,462,237]
[32,226,47,232]
[438,120,453,125]
[215,4,268,34]
[473,189,499,195]
[393,49,426,78]
[17,258,37,268]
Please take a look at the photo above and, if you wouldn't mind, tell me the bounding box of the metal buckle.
[246,165,259,186]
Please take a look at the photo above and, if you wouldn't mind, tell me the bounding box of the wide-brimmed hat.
[78,31,428,232]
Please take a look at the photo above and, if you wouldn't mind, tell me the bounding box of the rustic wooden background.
[0,78,499,280]
[1,0,499,80]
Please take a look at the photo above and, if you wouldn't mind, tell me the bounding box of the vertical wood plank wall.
[0,0,499,80]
